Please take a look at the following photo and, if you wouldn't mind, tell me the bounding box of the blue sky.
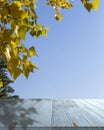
[12,0,104,99]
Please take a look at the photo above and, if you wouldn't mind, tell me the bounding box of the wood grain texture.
[0,99,104,129]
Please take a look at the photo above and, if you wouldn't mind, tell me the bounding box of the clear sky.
[12,0,104,99]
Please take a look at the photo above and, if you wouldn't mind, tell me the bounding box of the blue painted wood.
[0,99,104,130]
[51,100,71,127]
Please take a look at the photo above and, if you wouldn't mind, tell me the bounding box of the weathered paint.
[0,99,104,130]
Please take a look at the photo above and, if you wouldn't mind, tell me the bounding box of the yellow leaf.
[92,0,100,11]
[42,29,48,37]
[11,41,18,48]
[12,1,22,10]
[84,2,92,12]
[21,10,29,19]
[55,12,63,21]
[0,8,8,19]
[11,21,16,31]
[13,48,18,57]
[22,58,39,78]
[19,45,28,53]
[0,1,6,8]
[18,26,27,40]
[28,61,39,70]
[65,3,73,9]
[12,68,22,80]
[45,26,50,31]
[4,45,11,61]
[0,81,3,88]
[23,55,27,61]
[31,62,39,69]
[3,29,12,43]
[23,64,30,78]
[37,24,43,30]
[28,46,37,57]
[7,57,20,70]
[7,56,22,80]
[11,34,20,45]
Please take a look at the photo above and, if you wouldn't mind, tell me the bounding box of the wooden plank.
[0,127,104,130]
[0,127,51,130]
[51,127,104,130]
[0,128,31,130]
[14,99,52,127]
[8,127,51,130]
[0,99,52,128]
[80,100,104,120]
[51,127,92,130]
[51,100,71,127]
[74,99,104,126]
[1,127,104,130]
[86,99,104,111]
[31,99,52,127]
[0,99,28,128]
[0,99,36,128]
[63,100,90,127]
[31,127,51,130]
[1,99,104,129]
[0,99,26,117]
[51,127,73,130]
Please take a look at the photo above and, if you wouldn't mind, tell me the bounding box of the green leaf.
[28,46,37,57]
[18,26,27,40]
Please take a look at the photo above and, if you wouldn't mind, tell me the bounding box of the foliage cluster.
[0,56,19,98]
[0,0,100,81]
